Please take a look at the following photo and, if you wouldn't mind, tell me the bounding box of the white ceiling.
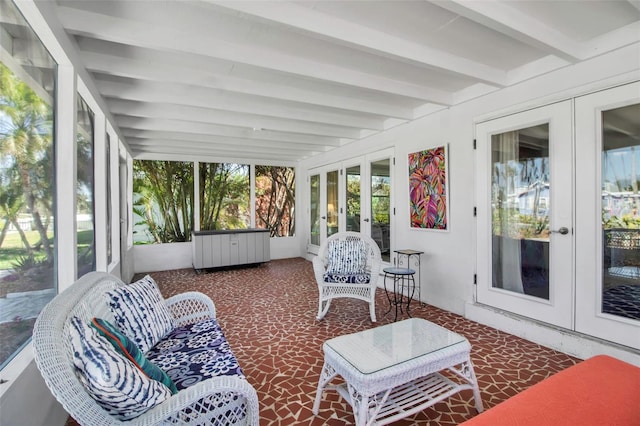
[48,0,640,162]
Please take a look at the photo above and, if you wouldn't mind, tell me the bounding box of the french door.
[477,84,640,350]
[343,150,393,263]
[308,149,394,263]
[308,165,340,250]
[476,100,574,329]
[575,82,640,350]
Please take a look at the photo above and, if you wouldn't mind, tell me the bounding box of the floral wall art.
[408,145,449,230]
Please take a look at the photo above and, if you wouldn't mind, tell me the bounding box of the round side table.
[383,267,416,321]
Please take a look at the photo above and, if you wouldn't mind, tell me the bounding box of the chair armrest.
[368,258,383,286]
[312,256,327,284]
[165,292,216,327]
[133,376,260,425]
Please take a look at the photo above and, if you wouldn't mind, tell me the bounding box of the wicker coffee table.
[312,318,484,425]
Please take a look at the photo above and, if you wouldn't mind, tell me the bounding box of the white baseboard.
[465,302,640,367]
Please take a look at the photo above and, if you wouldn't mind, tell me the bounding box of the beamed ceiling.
[46,1,640,161]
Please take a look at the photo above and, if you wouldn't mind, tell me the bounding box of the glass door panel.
[310,173,320,246]
[346,165,361,232]
[326,170,339,237]
[576,82,640,350]
[371,158,391,262]
[491,124,550,300]
[476,100,573,329]
[601,104,640,322]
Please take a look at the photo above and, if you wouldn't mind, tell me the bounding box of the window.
[0,0,57,369]
[255,166,295,237]
[132,160,194,244]
[199,162,249,230]
[76,96,95,277]
[309,173,320,246]
[106,132,112,265]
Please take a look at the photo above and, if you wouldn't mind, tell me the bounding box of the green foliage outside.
[371,177,390,223]
[255,166,295,237]
[200,162,250,231]
[603,213,640,229]
[0,229,92,270]
[492,209,549,239]
[0,62,55,264]
[133,160,194,244]
[133,161,296,243]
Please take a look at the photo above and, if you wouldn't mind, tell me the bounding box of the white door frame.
[575,82,640,350]
[475,100,574,329]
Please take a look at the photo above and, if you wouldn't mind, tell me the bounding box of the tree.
[0,164,28,250]
[255,166,295,237]
[133,160,193,243]
[200,163,249,230]
[0,63,54,261]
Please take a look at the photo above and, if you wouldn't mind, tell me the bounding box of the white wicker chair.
[32,271,259,426]
[313,231,382,322]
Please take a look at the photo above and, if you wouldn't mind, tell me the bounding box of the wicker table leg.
[312,361,338,415]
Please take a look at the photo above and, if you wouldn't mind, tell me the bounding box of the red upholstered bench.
[461,355,640,426]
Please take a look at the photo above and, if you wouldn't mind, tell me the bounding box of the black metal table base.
[383,267,416,321]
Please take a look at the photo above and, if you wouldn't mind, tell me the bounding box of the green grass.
[0,229,93,270]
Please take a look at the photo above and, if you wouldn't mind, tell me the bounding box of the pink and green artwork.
[408,145,448,230]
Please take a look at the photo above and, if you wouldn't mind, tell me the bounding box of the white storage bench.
[192,229,270,271]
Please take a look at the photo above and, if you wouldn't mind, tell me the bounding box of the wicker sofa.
[32,271,259,426]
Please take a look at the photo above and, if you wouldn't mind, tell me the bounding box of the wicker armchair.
[32,272,259,426]
[313,231,382,322]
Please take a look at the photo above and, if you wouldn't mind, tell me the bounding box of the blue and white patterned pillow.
[107,275,175,353]
[326,240,368,274]
[69,316,171,420]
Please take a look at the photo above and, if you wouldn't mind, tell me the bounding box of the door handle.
[321,216,326,220]
[550,227,569,235]
[363,218,370,222]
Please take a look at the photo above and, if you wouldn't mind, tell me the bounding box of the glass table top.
[325,318,467,374]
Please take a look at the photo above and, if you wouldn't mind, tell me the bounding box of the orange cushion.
[461,355,640,426]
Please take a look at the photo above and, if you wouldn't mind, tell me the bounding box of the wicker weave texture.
[315,337,483,425]
[32,272,259,426]
[313,232,382,322]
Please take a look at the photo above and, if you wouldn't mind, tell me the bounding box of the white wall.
[0,354,67,426]
[299,44,640,319]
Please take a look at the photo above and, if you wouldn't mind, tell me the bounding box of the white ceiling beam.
[0,44,52,103]
[116,116,343,147]
[438,0,585,62]
[507,55,571,85]
[121,129,331,152]
[209,0,506,87]
[587,22,640,59]
[0,2,24,26]
[57,5,453,104]
[78,48,415,120]
[107,99,363,139]
[131,144,303,161]
[127,138,313,156]
[94,77,383,131]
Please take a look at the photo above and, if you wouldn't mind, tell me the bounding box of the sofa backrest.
[33,271,127,426]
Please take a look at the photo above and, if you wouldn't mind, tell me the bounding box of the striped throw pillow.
[107,275,175,353]
[326,240,368,274]
[69,316,171,420]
